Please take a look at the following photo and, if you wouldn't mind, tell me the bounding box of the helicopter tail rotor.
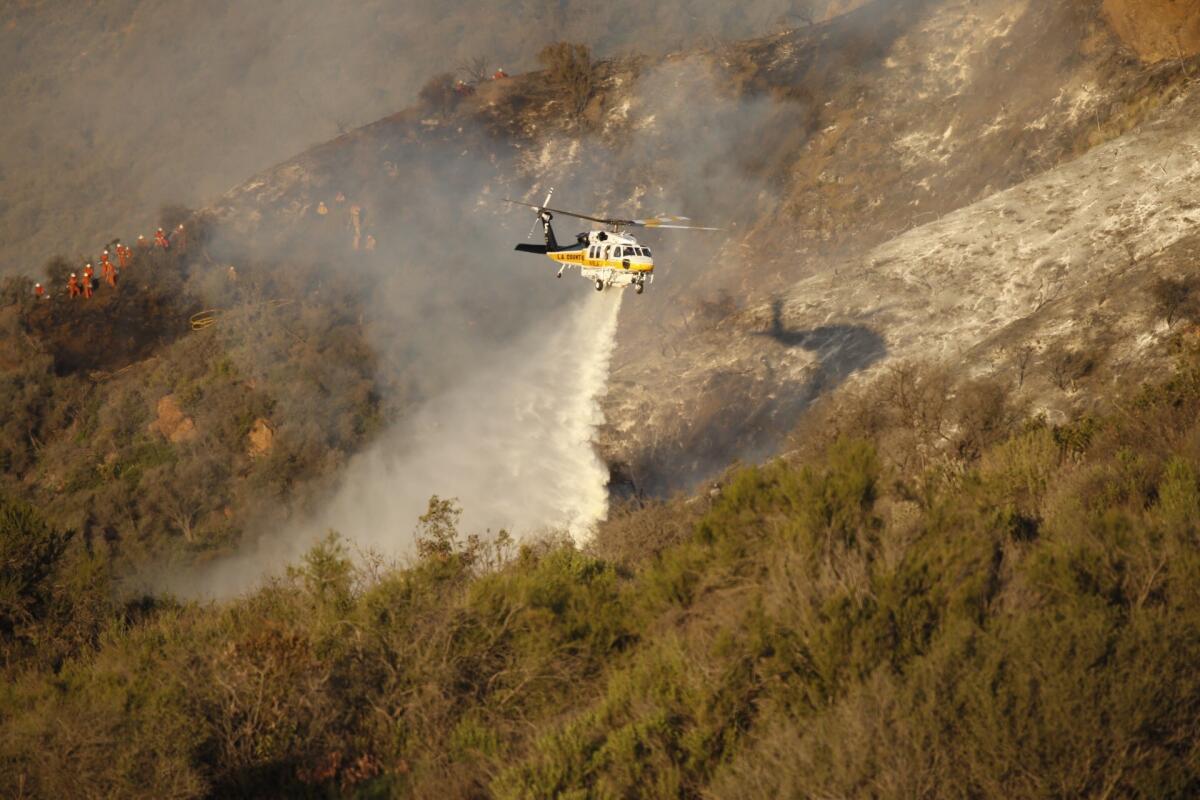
[524,187,555,240]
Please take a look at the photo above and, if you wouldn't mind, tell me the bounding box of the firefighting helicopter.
[505,190,720,294]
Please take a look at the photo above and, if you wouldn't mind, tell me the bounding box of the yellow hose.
[189,299,292,331]
[190,309,220,330]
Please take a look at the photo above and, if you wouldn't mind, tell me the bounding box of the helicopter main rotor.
[504,197,721,233]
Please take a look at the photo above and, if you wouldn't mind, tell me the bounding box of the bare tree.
[537,42,595,115]
[457,56,489,85]
[1150,275,1200,328]
[144,455,227,543]
[1046,344,1097,392]
[1007,341,1039,388]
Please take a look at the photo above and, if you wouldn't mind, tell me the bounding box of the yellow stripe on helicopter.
[505,190,720,294]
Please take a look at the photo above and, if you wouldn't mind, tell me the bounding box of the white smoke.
[319,289,623,546]
[181,289,623,597]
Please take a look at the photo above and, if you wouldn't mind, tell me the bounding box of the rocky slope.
[600,0,1200,492]
[605,83,1200,490]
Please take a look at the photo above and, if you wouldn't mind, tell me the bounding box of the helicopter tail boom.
[508,189,561,251]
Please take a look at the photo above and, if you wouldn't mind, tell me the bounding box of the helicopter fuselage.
[507,191,718,292]
[516,226,655,293]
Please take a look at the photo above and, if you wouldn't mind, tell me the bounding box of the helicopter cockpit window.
[643,247,652,257]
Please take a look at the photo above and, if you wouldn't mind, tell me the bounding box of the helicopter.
[505,190,720,294]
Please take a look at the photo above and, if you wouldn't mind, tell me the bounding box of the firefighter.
[116,243,131,268]
[101,253,117,288]
[81,272,93,299]
[83,262,95,284]
[136,234,149,250]
[68,273,80,298]
[317,201,329,216]
[174,224,187,252]
[34,282,45,299]
[492,67,508,80]
[155,227,170,249]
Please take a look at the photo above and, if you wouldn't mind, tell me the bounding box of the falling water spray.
[182,290,624,597]
[324,288,624,547]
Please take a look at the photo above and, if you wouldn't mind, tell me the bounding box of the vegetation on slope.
[0,214,394,572]
[7,337,1200,797]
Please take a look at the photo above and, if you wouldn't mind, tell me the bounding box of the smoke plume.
[180,290,623,597]
[0,0,847,273]
[162,35,800,597]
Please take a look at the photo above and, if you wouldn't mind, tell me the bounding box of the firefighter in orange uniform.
[81,272,93,299]
[101,251,116,287]
[34,282,45,299]
[155,228,170,249]
[116,243,131,268]
[68,274,80,298]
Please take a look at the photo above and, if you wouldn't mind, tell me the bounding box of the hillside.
[0,0,1196,588]
[182,0,1200,496]
[601,0,1200,492]
[0,0,858,272]
[4,0,1200,796]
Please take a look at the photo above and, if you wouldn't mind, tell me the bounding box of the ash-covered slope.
[604,83,1200,491]
[599,0,1200,492]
